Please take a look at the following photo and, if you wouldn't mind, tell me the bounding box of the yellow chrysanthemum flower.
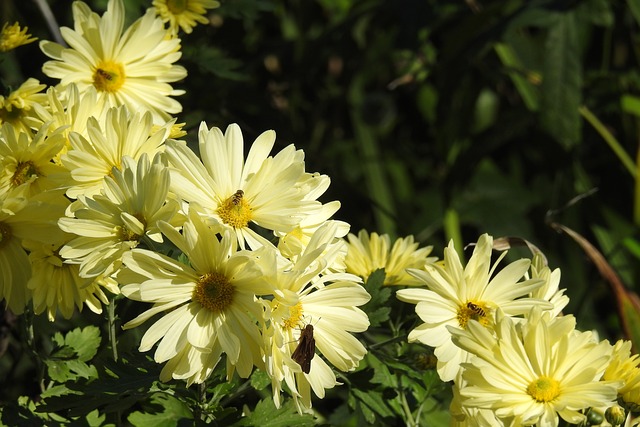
[261,222,370,413]
[40,0,187,124]
[345,229,437,285]
[152,0,220,37]
[59,154,180,278]
[0,78,47,134]
[0,190,68,314]
[0,22,36,52]
[527,252,569,318]
[450,308,620,426]
[275,172,349,260]
[119,211,268,384]
[25,239,117,321]
[396,233,553,382]
[32,84,107,164]
[604,339,640,412]
[61,106,172,198]
[0,122,68,198]
[165,122,326,250]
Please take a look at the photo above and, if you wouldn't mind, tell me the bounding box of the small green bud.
[605,405,626,426]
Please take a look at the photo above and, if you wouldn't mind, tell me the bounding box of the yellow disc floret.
[93,61,125,93]
[527,376,560,402]
[192,272,235,313]
[457,300,491,329]
[282,302,304,330]
[0,222,12,249]
[217,189,253,229]
[11,161,39,188]
[167,0,188,13]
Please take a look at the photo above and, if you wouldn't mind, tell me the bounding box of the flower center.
[92,61,125,93]
[192,272,234,313]
[527,376,560,402]
[167,0,188,13]
[11,161,39,187]
[282,302,304,330]
[217,189,253,229]
[0,222,12,249]
[457,301,491,329]
[117,215,146,243]
[0,106,23,124]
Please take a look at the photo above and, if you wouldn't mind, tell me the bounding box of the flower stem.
[108,296,118,361]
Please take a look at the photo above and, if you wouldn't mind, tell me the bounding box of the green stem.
[398,374,416,427]
[443,208,464,262]
[579,106,636,177]
[23,306,45,393]
[108,296,118,362]
[219,379,251,407]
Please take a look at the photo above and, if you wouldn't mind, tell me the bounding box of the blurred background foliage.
[3,0,640,422]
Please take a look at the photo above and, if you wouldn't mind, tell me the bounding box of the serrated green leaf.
[237,399,315,427]
[64,326,101,362]
[250,369,271,391]
[362,269,391,327]
[540,11,582,149]
[366,353,397,388]
[128,393,193,427]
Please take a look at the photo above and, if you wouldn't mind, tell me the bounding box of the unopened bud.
[605,405,626,426]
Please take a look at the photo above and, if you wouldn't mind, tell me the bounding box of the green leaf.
[128,393,193,427]
[64,326,101,362]
[628,0,640,26]
[622,95,640,117]
[351,389,395,420]
[250,369,271,391]
[494,42,540,111]
[184,46,248,81]
[38,352,161,417]
[45,326,101,382]
[236,399,315,427]
[540,11,582,149]
[585,0,613,27]
[361,269,391,328]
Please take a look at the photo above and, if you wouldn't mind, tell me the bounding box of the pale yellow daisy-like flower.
[40,0,187,123]
[165,122,325,250]
[25,239,117,321]
[604,339,640,412]
[32,85,106,164]
[0,78,47,134]
[261,222,370,413]
[0,122,67,198]
[0,190,68,314]
[450,308,619,426]
[527,252,569,318]
[396,233,553,382]
[62,106,172,198]
[345,229,437,286]
[0,22,37,52]
[59,154,180,278]
[275,172,349,260]
[151,0,220,37]
[119,211,268,384]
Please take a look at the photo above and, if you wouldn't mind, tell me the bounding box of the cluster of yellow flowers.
[397,233,640,426]
[4,0,640,424]
[0,0,386,413]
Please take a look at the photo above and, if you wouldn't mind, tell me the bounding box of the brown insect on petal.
[291,324,315,374]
